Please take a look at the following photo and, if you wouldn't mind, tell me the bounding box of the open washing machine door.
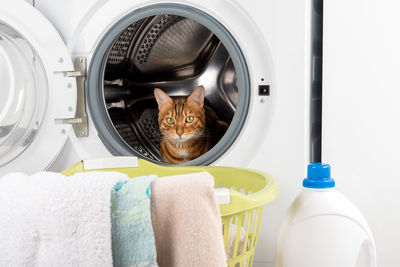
[0,0,76,176]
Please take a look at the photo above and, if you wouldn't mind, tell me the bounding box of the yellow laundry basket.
[63,158,279,267]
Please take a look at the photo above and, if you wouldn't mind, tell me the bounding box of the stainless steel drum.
[102,14,238,162]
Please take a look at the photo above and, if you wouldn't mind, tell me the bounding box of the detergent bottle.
[275,163,377,267]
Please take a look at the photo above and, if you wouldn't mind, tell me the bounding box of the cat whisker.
[194,133,212,138]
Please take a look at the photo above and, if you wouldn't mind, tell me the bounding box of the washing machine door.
[0,1,76,176]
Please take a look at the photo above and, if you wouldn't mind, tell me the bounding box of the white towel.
[0,171,127,267]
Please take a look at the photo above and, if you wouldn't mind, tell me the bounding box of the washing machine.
[323,0,400,266]
[0,0,313,265]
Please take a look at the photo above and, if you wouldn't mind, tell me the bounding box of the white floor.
[254,262,273,267]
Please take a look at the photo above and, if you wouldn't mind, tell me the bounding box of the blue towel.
[111,175,158,267]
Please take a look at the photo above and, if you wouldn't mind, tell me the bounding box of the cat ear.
[187,85,205,108]
[154,88,173,108]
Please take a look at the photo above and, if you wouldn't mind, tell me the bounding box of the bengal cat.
[154,85,228,164]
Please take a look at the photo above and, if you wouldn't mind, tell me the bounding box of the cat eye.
[185,116,194,123]
[166,117,175,124]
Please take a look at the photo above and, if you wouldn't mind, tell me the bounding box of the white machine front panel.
[37,0,277,168]
[34,0,100,44]
[323,1,400,266]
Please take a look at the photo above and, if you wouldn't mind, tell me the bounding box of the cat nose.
[176,129,183,137]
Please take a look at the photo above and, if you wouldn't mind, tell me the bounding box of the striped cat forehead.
[160,96,201,117]
[172,97,188,115]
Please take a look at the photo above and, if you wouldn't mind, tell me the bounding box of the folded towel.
[0,171,127,267]
[111,175,158,267]
[150,172,226,267]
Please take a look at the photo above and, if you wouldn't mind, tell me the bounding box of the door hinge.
[66,57,88,137]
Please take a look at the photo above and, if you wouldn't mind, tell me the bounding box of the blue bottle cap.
[303,163,335,189]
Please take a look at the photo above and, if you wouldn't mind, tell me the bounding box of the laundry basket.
[62,157,279,267]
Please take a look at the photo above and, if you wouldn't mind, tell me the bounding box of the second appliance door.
[0,0,76,175]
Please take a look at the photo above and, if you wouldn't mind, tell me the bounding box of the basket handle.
[81,156,231,205]
[83,157,139,170]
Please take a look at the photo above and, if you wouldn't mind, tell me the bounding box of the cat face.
[154,86,206,143]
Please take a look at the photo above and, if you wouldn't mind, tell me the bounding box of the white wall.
[323,1,400,266]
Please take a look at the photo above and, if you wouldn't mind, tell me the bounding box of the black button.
[258,85,270,96]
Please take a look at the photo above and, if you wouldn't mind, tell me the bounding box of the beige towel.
[150,172,226,267]
[227,224,248,267]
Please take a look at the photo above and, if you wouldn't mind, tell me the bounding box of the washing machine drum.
[95,14,246,164]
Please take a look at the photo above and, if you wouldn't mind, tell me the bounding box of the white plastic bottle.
[275,163,377,267]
